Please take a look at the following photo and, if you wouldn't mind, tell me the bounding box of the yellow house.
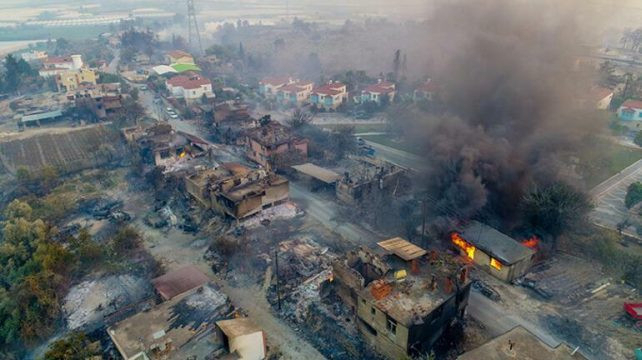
[56,68,98,92]
[167,50,194,64]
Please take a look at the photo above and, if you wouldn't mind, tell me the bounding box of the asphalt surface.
[590,159,642,238]
[362,138,428,171]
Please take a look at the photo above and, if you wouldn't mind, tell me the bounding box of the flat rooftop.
[359,246,468,327]
[458,221,535,265]
[108,283,232,360]
[457,326,587,360]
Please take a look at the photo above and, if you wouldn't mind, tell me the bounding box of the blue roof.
[21,110,63,123]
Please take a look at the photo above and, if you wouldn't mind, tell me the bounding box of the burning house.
[336,157,409,204]
[67,82,123,119]
[184,163,289,221]
[451,221,535,283]
[244,119,308,169]
[331,238,471,359]
[125,123,210,170]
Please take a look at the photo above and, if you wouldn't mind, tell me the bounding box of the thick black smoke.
[416,0,600,227]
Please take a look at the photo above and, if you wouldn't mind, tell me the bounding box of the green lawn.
[578,142,642,189]
[358,134,421,155]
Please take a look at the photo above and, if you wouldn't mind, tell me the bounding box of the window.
[490,258,502,270]
[386,318,397,335]
[370,307,376,315]
[361,298,366,305]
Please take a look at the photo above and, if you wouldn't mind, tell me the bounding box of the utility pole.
[274,248,281,310]
[186,0,203,54]
[421,198,427,245]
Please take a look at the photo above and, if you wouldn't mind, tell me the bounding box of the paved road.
[590,159,642,238]
[106,47,120,74]
[362,139,428,171]
[467,291,594,360]
[289,182,381,246]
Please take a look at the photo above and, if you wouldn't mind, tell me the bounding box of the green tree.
[111,226,141,255]
[43,331,98,359]
[634,131,642,147]
[625,182,642,208]
[521,183,593,249]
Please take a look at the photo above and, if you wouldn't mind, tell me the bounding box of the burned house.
[126,123,210,170]
[151,265,210,301]
[457,325,587,360]
[244,119,308,169]
[68,82,123,119]
[185,163,289,220]
[107,282,235,360]
[213,101,254,126]
[451,221,535,283]
[336,157,409,204]
[332,238,471,359]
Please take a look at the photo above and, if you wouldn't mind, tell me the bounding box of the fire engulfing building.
[451,221,535,283]
[331,238,471,360]
[123,123,210,170]
[185,163,289,220]
[336,157,410,204]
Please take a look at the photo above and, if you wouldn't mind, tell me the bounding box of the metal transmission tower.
[187,0,203,54]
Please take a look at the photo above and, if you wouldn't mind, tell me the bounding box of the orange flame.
[451,233,476,260]
[490,258,503,270]
[521,236,539,249]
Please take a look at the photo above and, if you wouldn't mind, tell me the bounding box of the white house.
[359,80,396,104]
[617,99,642,121]
[39,54,83,78]
[166,74,214,103]
[310,81,348,110]
[259,76,295,98]
[276,81,314,106]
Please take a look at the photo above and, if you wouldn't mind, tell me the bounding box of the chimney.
[429,274,437,291]
[444,277,453,294]
[411,259,419,274]
[459,267,468,283]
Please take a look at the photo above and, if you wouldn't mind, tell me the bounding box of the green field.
[578,142,642,189]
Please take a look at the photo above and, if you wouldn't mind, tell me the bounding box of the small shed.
[455,221,535,282]
[377,237,427,261]
[151,265,210,301]
[216,318,266,360]
[20,109,63,127]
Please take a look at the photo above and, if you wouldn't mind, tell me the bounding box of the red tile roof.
[168,50,192,59]
[621,99,642,110]
[151,265,210,301]
[363,81,395,94]
[43,56,72,65]
[167,75,211,90]
[313,82,346,96]
[279,81,313,93]
[589,86,613,101]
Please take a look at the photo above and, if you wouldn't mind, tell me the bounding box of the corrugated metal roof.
[459,221,535,265]
[291,163,340,184]
[377,237,427,261]
[21,109,63,123]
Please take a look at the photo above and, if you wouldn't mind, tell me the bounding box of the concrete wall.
[228,331,266,360]
[356,295,410,360]
[262,181,289,206]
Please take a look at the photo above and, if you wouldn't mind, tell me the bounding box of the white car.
[169,113,179,119]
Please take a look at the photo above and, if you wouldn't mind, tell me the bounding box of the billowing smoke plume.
[416,0,600,227]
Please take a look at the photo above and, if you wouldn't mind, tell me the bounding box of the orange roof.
[313,82,346,96]
[363,81,395,94]
[167,75,211,90]
[43,56,72,64]
[279,81,313,93]
[168,50,192,59]
[621,99,642,110]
